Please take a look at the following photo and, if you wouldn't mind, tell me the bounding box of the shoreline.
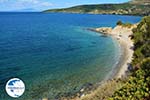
[69,25,136,100]
[68,24,136,100]
[113,35,134,78]
[112,26,134,78]
[88,24,135,79]
[91,25,136,79]
[42,24,136,100]
[78,25,136,99]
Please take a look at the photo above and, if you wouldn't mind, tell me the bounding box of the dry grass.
[79,79,123,100]
[63,79,124,100]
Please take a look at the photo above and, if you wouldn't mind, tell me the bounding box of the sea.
[0,12,141,99]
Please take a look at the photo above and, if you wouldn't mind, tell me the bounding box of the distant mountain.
[18,8,37,12]
[44,0,150,16]
[130,0,150,4]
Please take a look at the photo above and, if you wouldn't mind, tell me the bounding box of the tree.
[116,20,123,25]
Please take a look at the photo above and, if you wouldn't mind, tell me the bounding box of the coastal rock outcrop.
[95,27,112,34]
[92,24,137,36]
[89,27,112,35]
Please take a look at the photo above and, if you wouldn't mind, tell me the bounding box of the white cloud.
[0,0,53,11]
[19,0,53,6]
[18,0,53,6]
[41,2,52,6]
[0,0,8,3]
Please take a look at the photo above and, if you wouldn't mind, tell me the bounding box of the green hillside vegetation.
[130,0,150,4]
[44,0,150,16]
[109,16,150,100]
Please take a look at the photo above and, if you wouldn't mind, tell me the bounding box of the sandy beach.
[90,24,136,78]
[103,25,136,78]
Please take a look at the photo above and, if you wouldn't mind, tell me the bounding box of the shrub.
[116,20,123,25]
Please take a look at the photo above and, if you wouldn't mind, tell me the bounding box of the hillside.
[44,0,150,16]
[130,0,150,4]
[109,16,150,100]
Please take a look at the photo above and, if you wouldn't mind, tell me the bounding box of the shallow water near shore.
[0,12,141,99]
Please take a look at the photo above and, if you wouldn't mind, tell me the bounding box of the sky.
[0,0,130,12]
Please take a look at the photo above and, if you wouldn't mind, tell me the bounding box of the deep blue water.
[0,12,141,99]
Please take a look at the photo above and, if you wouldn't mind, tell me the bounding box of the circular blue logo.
[5,78,25,98]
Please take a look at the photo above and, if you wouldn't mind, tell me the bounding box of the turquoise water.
[0,13,141,99]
